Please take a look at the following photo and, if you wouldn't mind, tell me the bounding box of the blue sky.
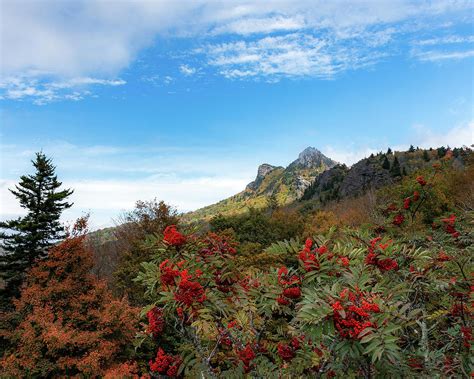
[1,0,473,228]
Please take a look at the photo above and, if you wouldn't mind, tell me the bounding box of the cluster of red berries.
[200,232,237,256]
[159,259,181,286]
[298,238,331,271]
[236,344,256,372]
[277,337,301,362]
[388,178,424,226]
[163,225,187,246]
[441,214,460,238]
[332,288,381,340]
[460,326,472,348]
[416,176,427,186]
[276,266,301,305]
[149,348,182,377]
[174,269,206,306]
[158,259,206,307]
[365,237,398,271]
[239,275,261,292]
[147,307,165,338]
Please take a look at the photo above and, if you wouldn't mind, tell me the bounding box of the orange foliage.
[1,233,139,377]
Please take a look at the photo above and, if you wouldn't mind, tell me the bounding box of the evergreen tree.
[390,156,401,177]
[437,146,447,158]
[0,152,73,303]
[423,150,430,162]
[382,155,390,170]
[386,147,392,155]
[408,145,415,153]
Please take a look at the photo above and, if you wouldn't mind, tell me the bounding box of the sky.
[1,0,473,229]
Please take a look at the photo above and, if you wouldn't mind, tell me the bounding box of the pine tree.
[390,156,401,177]
[382,155,390,170]
[408,145,415,153]
[386,147,392,155]
[0,152,73,303]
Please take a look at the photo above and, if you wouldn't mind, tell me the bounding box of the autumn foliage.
[134,155,472,378]
[0,221,139,377]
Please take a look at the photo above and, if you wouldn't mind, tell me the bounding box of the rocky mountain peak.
[246,163,277,191]
[289,146,337,169]
[256,163,276,179]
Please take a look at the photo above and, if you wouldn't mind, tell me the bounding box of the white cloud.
[412,49,474,62]
[415,35,474,46]
[0,141,257,228]
[412,121,474,148]
[0,75,126,104]
[323,121,474,166]
[179,64,197,76]
[211,15,305,35]
[0,175,249,229]
[203,32,388,79]
[1,0,472,102]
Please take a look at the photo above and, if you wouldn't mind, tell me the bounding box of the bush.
[134,163,472,377]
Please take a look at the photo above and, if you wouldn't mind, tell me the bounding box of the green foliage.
[382,155,390,170]
[210,208,304,249]
[390,156,401,177]
[112,199,179,305]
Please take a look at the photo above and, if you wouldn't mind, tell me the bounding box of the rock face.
[288,147,337,170]
[246,164,278,191]
[294,176,312,198]
[301,164,349,201]
[338,159,393,198]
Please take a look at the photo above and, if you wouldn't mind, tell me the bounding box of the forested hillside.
[1,147,472,378]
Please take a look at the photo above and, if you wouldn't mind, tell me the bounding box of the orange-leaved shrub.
[0,219,139,378]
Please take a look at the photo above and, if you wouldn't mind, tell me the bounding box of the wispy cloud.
[200,32,389,80]
[1,0,473,103]
[210,15,305,35]
[179,64,197,76]
[412,49,474,62]
[415,35,474,46]
[0,141,257,228]
[0,76,126,104]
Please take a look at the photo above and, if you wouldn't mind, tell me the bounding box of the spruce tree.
[382,155,390,170]
[390,156,401,177]
[0,152,73,303]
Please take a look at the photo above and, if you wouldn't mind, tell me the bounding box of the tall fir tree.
[382,155,391,170]
[0,152,73,304]
[390,156,401,177]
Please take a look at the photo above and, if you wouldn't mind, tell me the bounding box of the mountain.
[185,147,337,220]
[186,146,470,221]
[300,147,468,203]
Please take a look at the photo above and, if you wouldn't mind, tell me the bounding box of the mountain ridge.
[185,146,337,220]
[185,146,469,221]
